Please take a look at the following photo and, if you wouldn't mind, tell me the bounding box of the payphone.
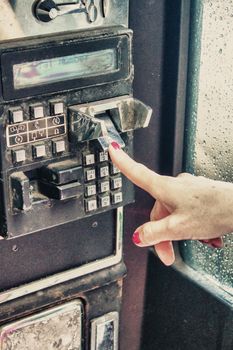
[0,1,152,349]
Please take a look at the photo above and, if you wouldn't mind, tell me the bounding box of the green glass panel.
[181,0,233,293]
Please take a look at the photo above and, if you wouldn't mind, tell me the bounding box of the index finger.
[109,143,169,199]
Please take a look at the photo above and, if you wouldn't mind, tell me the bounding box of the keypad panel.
[83,151,123,213]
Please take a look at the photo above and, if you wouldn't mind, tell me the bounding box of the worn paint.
[0,301,82,350]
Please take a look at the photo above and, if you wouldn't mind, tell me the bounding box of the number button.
[83,154,95,166]
[99,195,110,208]
[110,163,120,175]
[99,165,109,178]
[111,177,122,190]
[85,168,96,182]
[85,198,97,212]
[98,180,110,193]
[98,151,109,162]
[112,192,123,205]
[85,184,97,197]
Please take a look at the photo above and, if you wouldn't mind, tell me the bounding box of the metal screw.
[92,221,98,228]
[12,245,18,252]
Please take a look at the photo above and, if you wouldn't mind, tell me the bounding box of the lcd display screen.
[13,49,118,89]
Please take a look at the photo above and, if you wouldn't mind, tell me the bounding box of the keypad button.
[98,180,110,193]
[85,198,97,212]
[98,151,109,162]
[110,163,120,175]
[12,149,26,163]
[30,105,44,119]
[50,101,64,115]
[99,165,109,178]
[33,144,46,158]
[111,192,123,205]
[99,195,110,208]
[9,108,24,124]
[85,184,97,197]
[85,168,96,182]
[83,154,95,166]
[52,140,66,154]
[111,177,122,190]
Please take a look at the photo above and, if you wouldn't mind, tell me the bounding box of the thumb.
[154,241,175,266]
[152,201,175,266]
[132,215,180,246]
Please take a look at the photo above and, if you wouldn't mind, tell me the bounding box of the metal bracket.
[34,0,105,23]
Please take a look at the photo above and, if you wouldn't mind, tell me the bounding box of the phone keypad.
[83,151,123,212]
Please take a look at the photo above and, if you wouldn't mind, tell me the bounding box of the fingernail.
[111,141,121,150]
[199,238,223,249]
[209,238,224,248]
[132,231,141,245]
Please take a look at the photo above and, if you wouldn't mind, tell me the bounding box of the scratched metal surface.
[0,301,82,349]
[181,0,233,293]
[0,0,128,41]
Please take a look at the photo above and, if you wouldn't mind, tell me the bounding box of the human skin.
[108,142,233,266]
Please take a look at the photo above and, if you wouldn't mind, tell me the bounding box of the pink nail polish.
[199,238,223,249]
[209,238,224,248]
[132,231,141,245]
[111,141,121,150]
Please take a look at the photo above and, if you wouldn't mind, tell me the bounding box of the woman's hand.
[109,142,233,265]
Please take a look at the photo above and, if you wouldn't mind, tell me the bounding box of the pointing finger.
[109,143,174,201]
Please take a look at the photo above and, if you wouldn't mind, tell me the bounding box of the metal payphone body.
[0,1,152,349]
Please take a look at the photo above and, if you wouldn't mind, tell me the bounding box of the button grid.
[83,150,123,212]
